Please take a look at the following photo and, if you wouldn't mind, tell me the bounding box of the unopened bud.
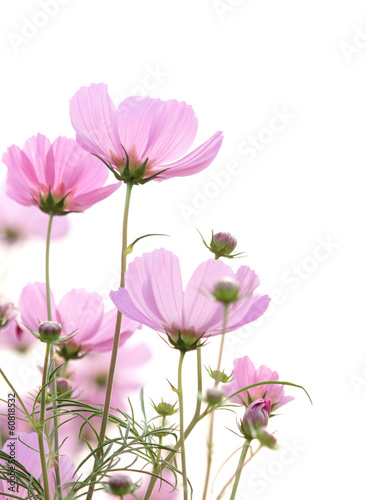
[256,428,278,449]
[38,321,61,342]
[241,398,271,439]
[56,378,73,397]
[154,401,178,417]
[206,388,225,405]
[212,232,237,256]
[212,277,240,304]
[108,474,133,496]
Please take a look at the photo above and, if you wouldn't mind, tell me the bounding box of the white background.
[0,1,365,499]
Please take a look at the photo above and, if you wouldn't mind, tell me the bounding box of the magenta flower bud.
[241,398,271,439]
[212,232,237,255]
[56,378,73,397]
[108,474,133,496]
[38,321,62,342]
[0,299,16,329]
[212,277,240,304]
[206,388,225,405]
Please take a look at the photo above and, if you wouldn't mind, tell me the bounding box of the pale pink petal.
[19,282,59,331]
[182,259,235,332]
[141,249,184,330]
[23,134,54,187]
[3,145,40,205]
[142,99,198,165]
[156,131,223,180]
[57,289,104,343]
[52,137,109,191]
[110,288,163,331]
[69,83,124,163]
[117,96,164,156]
[66,182,120,211]
[85,308,141,352]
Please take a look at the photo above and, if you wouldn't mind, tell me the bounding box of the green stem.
[229,440,251,500]
[38,342,52,500]
[45,212,54,320]
[143,349,202,500]
[143,415,166,499]
[201,304,229,500]
[178,350,188,500]
[86,181,133,500]
[45,212,62,499]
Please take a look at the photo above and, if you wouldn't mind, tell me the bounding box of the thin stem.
[215,444,262,500]
[215,305,228,386]
[194,348,203,419]
[143,349,203,500]
[178,350,188,500]
[229,440,251,500]
[45,211,62,499]
[38,342,52,500]
[86,181,133,500]
[143,416,166,499]
[201,304,229,500]
[45,212,54,320]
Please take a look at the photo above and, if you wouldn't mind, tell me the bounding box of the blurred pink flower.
[2,134,120,214]
[59,343,152,454]
[0,184,68,243]
[224,356,294,411]
[19,282,141,354]
[71,342,151,411]
[110,249,269,350]
[0,432,76,497]
[70,83,223,183]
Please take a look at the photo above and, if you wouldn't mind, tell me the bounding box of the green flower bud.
[212,277,240,304]
[56,378,73,398]
[108,474,133,496]
[38,321,62,342]
[206,388,225,405]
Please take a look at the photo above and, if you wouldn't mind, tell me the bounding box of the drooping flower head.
[70,83,223,184]
[0,184,68,243]
[0,432,76,498]
[110,249,270,351]
[19,282,141,356]
[225,356,294,411]
[3,134,120,214]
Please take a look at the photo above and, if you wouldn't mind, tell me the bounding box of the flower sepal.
[166,330,205,352]
[37,188,70,216]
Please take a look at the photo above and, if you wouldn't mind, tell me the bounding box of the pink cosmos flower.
[3,134,120,214]
[0,183,68,243]
[0,432,76,498]
[110,249,270,350]
[224,356,294,410]
[69,83,223,183]
[19,282,141,355]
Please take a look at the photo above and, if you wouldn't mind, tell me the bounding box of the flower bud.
[241,398,271,439]
[108,474,133,496]
[38,321,62,342]
[206,388,225,405]
[0,299,17,329]
[212,232,237,256]
[255,428,278,449]
[56,378,73,398]
[153,401,178,417]
[212,277,240,304]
